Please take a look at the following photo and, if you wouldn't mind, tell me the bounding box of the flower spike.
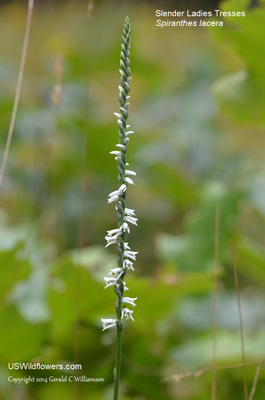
[102,17,137,334]
[102,17,137,399]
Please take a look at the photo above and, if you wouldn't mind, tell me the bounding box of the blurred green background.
[0,0,265,399]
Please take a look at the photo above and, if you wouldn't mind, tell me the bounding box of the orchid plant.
[101,16,137,400]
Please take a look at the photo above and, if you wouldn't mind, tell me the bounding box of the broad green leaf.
[236,238,265,284]
[0,306,45,362]
[0,248,31,301]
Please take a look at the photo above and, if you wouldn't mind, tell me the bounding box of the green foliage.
[0,1,265,399]
[211,0,265,124]
[0,306,46,362]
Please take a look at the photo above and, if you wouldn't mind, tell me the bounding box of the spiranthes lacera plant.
[101,16,137,400]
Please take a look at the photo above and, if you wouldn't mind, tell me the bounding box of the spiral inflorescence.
[102,17,137,333]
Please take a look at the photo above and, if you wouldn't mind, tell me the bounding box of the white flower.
[108,267,123,277]
[124,250,138,261]
[105,238,118,247]
[110,151,121,157]
[119,222,130,234]
[105,235,118,247]
[119,184,127,193]
[124,215,138,226]
[101,318,117,331]
[108,268,124,280]
[124,177,134,185]
[104,276,118,289]
[105,227,123,247]
[108,189,120,198]
[123,259,135,271]
[121,307,134,321]
[106,228,120,235]
[125,170,136,176]
[119,85,125,94]
[108,184,127,203]
[122,297,137,307]
[108,186,125,199]
[125,130,134,137]
[120,107,128,116]
[116,144,126,151]
[125,208,135,216]
[108,195,119,204]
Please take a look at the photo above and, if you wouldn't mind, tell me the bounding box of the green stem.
[113,324,123,400]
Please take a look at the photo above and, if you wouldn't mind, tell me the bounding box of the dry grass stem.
[211,205,220,400]
[0,0,34,188]
[161,361,265,384]
[248,363,261,400]
[230,239,248,400]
